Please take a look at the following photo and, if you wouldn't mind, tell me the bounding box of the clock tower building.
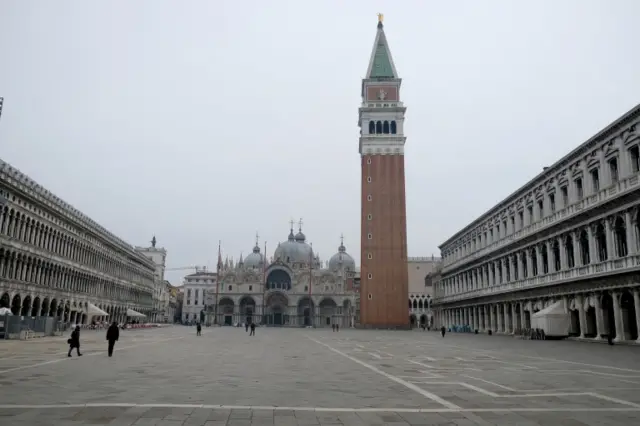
[358,17,409,329]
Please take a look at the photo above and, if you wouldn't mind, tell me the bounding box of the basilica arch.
[297,296,315,327]
[265,291,288,326]
[239,295,256,324]
[219,297,235,326]
[265,269,291,291]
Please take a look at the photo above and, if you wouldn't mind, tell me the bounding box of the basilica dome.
[328,237,356,272]
[244,242,264,269]
[274,225,314,264]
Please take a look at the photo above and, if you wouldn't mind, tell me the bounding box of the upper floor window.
[590,168,600,192]
[518,211,524,229]
[549,193,555,213]
[537,200,544,219]
[575,178,583,200]
[608,158,619,184]
[527,205,533,225]
[629,145,640,173]
[560,186,568,207]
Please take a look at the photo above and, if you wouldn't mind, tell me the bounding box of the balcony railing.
[442,174,639,273]
[435,253,640,304]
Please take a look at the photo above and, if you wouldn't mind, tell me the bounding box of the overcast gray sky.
[1,1,639,285]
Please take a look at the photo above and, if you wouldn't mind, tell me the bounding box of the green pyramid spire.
[370,39,395,78]
[366,20,397,79]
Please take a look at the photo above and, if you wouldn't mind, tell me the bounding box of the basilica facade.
[208,224,358,328]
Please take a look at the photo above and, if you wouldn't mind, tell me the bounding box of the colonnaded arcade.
[182,223,359,328]
[433,104,640,343]
[0,158,156,324]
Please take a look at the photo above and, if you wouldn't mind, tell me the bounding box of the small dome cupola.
[328,234,356,272]
[244,232,265,269]
[294,218,306,242]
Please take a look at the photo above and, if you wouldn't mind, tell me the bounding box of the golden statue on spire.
[377,13,384,23]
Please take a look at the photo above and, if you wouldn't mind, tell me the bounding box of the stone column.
[625,211,637,255]
[526,249,532,277]
[520,304,527,330]
[488,305,493,332]
[496,305,503,333]
[488,264,494,287]
[586,225,596,264]
[546,241,554,273]
[536,245,544,275]
[593,294,604,339]
[571,231,580,267]
[577,294,587,339]
[633,289,640,343]
[474,306,479,331]
[559,237,568,270]
[512,302,518,333]
[612,291,625,342]
[517,253,524,280]
[605,218,614,260]
[503,303,510,333]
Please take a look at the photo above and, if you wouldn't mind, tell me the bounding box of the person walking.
[106,321,119,357]
[196,323,202,336]
[441,326,446,338]
[250,322,256,336]
[67,325,82,357]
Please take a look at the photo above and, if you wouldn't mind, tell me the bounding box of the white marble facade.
[205,227,358,328]
[433,104,640,343]
[0,158,155,324]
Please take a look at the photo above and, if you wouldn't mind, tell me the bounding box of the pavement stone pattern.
[0,326,639,425]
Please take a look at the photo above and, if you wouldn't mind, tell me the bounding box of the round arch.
[265,291,288,326]
[265,269,291,291]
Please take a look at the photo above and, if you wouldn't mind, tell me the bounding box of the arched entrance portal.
[410,314,417,328]
[318,298,337,327]
[265,269,292,291]
[219,298,235,326]
[297,297,315,327]
[239,296,256,325]
[265,292,288,326]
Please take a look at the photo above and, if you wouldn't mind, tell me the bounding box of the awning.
[126,308,146,317]
[87,303,109,316]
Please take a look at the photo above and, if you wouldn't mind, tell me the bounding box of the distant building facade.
[212,226,357,328]
[408,256,441,327]
[433,105,640,343]
[135,239,168,322]
[181,270,216,323]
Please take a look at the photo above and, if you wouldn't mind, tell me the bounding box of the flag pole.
[309,242,313,326]
[262,240,267,325]
[215,240,221,325]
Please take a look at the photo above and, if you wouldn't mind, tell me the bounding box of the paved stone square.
[1,326,640,425]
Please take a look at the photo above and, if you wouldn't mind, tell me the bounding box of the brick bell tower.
[358,14,409,329]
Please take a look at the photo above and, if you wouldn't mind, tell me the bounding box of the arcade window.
[367,176,372,183]
[228,285,232,291]
[367,253,373,259]
[367,195,372,201]
[367,157,372,165]
[367,233,372,239]
[367,214,372,220]
[368,273,373,279]
[249,285,252,291]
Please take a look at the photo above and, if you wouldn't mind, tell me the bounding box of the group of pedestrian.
[332,324,340,332]
[67,321,120,358]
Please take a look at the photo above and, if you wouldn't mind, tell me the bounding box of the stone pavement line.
[460,374,517,391]
[1,403,640,413]
[409,380,640,409]
[305,335,461,410]
[428,339,640,373]
[0,336,185,374]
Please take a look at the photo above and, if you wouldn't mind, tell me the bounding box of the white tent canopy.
[126,308,146,318]
[0,307,12,316]
[87,303,109,316]
[531,300,570,337]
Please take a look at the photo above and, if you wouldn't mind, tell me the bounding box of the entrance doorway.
[224,315,232,326]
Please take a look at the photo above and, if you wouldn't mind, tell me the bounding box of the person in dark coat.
[250,322,255,336]
[196,323,202,336]
[441,326,446,338]
[106,322,119,357]
[67,325,82,357]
